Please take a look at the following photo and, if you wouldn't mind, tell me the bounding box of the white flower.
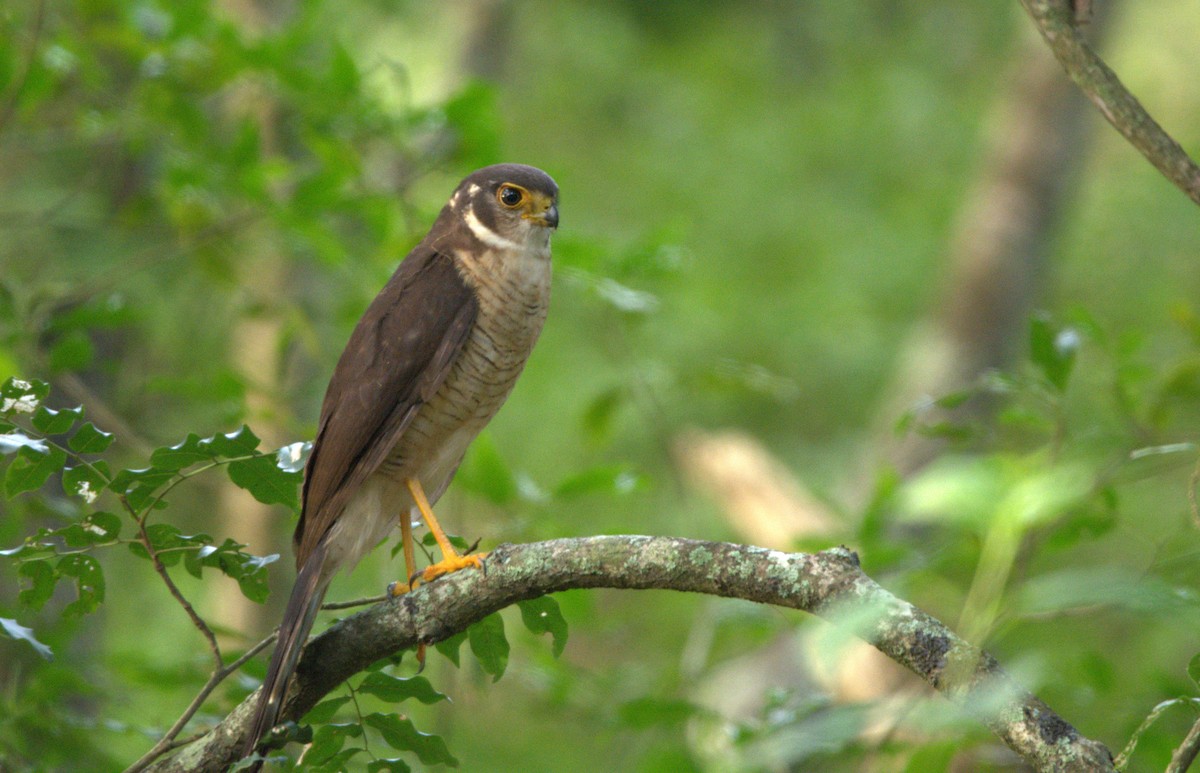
[10,379,31,391]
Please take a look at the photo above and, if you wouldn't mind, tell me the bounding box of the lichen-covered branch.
[1019,0,1200,206]
[151,536,1114,773]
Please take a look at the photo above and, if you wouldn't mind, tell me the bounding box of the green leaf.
[1030,313,1080,392]
[357,672,448,705]
[150,433,209,471]
[0,617,54,660]
[367,758,412,773]
[467,613,509,682]
[306,723,363,766]
[201,424,261,457]
[420,531,469,551]
[187,538,276,602]
[129,524,205,566]
[363,713,459,766]
[517,596,568,657]
[69,422,114,454]
[310,748,364,773]
[227,454,301,510]
[18,560,56,609]
[57,554,105,616]
[6,444,68,496]
[32,405,83,434]
[62,464,109,504]
[81,511,121,542]
[303,696,353,724]
[434,630,467,666]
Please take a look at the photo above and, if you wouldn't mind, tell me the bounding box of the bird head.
[446,164,559,252]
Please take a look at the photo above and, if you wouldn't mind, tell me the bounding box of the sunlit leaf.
[0,617,54,660]
[276,441,310,473]
[0,432,48,455]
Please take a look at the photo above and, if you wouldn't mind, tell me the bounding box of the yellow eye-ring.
[497,184,526,208]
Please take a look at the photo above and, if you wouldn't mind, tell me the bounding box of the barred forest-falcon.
[243,164,559,760]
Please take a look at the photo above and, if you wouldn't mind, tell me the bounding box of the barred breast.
[381,242,551,507]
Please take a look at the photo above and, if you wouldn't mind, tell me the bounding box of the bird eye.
[497,185,525,207]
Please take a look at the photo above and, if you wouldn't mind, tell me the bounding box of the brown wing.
[293,246,477,567]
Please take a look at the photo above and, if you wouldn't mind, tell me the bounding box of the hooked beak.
[523,194,559,230]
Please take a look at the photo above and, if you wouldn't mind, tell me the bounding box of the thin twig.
[1019,0,1200,206]
[132,504,222,666]
[124,632,278,773]
[1168,713,1200,773]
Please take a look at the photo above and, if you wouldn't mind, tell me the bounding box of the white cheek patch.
[464,205,521,250]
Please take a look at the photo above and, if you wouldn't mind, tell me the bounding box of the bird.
[242,163,559,761]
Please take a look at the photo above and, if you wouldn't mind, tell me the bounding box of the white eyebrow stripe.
[464,205,520,250]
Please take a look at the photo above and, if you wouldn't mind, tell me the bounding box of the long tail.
[242,541,331,762]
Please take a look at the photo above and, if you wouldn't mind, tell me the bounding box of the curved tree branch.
[150,536,1114,773]
[1019,0,1200,206]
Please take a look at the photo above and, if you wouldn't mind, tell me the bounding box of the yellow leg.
[404,477,486,582]
[390,505,427,669]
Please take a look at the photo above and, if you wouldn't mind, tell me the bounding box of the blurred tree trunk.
[209,0,292,642]
[862,6,1116,482]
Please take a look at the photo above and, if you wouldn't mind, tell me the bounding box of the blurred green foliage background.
[2,1,1200,770]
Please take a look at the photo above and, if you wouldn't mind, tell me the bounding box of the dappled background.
[2,1,1200,770]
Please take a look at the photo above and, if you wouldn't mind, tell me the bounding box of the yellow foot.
[419,551,488,584]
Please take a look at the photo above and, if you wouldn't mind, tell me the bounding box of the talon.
[420,551,485,583]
